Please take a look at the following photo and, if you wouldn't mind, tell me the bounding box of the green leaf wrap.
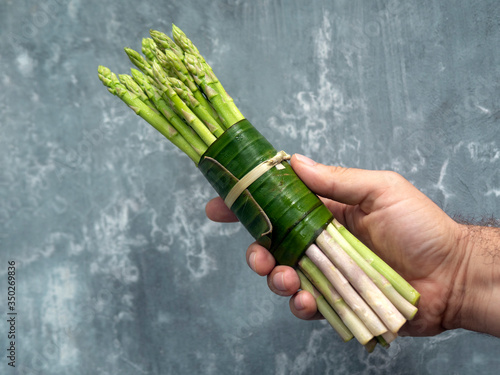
[198,120,333,266]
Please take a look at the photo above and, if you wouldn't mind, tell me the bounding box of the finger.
[319,196,371,241]
[318,196,350,227]
[290,154,408,214]
[205,197,238,222]
[267,265,301,297]
[289,290,323,320]
[246,242,276,276]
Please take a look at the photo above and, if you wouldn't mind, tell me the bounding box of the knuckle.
[381,170,405,186]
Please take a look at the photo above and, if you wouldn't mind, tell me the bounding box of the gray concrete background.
[1,0,499,374]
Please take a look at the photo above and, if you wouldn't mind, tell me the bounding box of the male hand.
[206,154,500,337]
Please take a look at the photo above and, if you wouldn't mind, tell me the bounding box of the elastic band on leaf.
[224,151,291,209]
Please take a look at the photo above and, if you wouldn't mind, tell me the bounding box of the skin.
[206,154,500,337]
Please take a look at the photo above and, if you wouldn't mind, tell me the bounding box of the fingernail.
[273,272,287,291]
[294,154,316,166]
[294,293,305,311]
[248,252,257,272]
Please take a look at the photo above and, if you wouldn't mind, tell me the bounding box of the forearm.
[444,224,500,337]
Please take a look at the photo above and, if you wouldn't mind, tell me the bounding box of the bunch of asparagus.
[98,25,419,351]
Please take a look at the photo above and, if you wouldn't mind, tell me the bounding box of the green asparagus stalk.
[305,244,388,336]
[119,73,156,110]
[155,46,223,126]
[316,231,407,333]
[183,53,244,126]
[325,223,418,319]
[150,29,184,60]
[125,47,155,78]
[331,219,420,305]
[298,256,374,345]
[152,60,217,146]
[166,77,224,137]
[170,24,243,126]
[171,24,230,101]
[141,38,158,63]
[296,270,353,342]
[98,65,199,163]
[154,25,244,127]
[149,48,177,79]
[171,24,203,61]
[172,25,242,118]
[130,69,207,156]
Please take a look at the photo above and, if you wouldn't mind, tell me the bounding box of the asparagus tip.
[172,23,182,35]
[130,67,141,76]
[97,65,114,86]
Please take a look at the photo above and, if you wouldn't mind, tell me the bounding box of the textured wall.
[1,0,499,374]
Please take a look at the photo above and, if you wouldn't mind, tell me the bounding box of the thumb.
[290,154,405,214]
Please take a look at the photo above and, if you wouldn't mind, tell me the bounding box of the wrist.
[443,223,500,336]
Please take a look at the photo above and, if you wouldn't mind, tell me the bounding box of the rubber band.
[224,151,291,209]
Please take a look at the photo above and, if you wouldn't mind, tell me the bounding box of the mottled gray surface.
[1,0,499,374]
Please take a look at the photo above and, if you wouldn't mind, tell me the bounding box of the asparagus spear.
[125,47,155,78]
[171,24,244,127]
[151,27,243,126]
[331,219,420,305]
[141,38,158,63]
[119,73,156,111]
[171,23,233,105]
[152,60,217,146]
[296,270,353,342]
[183,53,244,127]
[325,223,418,319]
[150,29,184,60]
[98,65,199,163]
[167,77,224,137]
[155,46,223,126]
[130,69,207,156]
[171,24,204,62]
[298,256,374,345]
[305,244,388,336]
[316,231,407,333]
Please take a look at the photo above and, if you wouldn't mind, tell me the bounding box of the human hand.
[206,154,498,337]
